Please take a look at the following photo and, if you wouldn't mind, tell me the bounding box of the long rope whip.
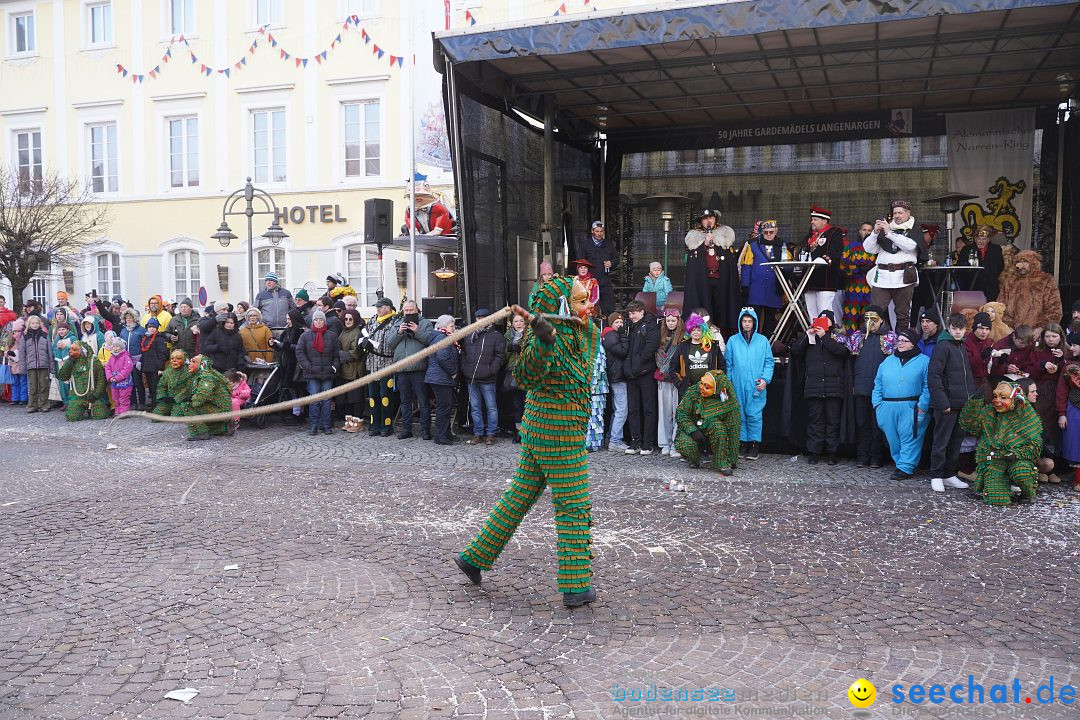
[116,304,579,426]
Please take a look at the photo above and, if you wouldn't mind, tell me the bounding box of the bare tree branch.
[0,168,111,310]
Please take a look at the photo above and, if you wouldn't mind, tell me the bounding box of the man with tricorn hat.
[684,209,740,334]
[864,199,921,331]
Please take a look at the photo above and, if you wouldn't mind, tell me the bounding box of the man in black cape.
[683,209,741,336]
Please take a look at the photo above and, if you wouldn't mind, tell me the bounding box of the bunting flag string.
[112,15,412,83]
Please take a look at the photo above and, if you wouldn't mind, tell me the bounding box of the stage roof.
[434,0,1079,146]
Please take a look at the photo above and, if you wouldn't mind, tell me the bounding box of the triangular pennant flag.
[116,63,124,74]
[343,20,350,30]
[149,70,157,79]
[330,40,336,49]
[283,52,290,60]
[320,51,327,60]
[258,26,266,35]
[200,63,206,73]
[315,54,323,65]
[376,48,384,59]
[302,58,308,68]
[190,52,198,63]
[223,68,230,77]
[165,47,172,58]
[352,14,359,23]
[335,34,342,43]
[240,57,247,65]
[250,40,257,53]
[280,48,286,59]
[235,61,242,70]
[179,35,185,43]
[295,57,302,67]
[399,56,406,67]
[372,43,380,54]
[204,66,213,76]
[361,29,369,43]
[389,54,397,65]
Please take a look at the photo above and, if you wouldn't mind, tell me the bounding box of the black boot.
[563,587,596,608]
[453,554,482,586]
[746,442,760,461]
[738,441,747,458]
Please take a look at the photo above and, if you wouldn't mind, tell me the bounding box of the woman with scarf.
[738,220,791,336]
[960,381,1044,505]
[296,309,340,436]
[655,309,685,457]
[56,341,109,421]
[336,309,367,429]
[872,329,931,480]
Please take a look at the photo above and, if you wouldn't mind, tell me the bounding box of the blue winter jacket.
[424,330,461,387]
[872,353,930,413]
[642,274,673,309]
[726,307,775,416]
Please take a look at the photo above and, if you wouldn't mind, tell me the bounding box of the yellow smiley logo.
[848,678,876,708]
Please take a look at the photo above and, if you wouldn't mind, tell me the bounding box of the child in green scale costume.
[56,341,109,421]
[153,349,194,417]
[959,380,1043,505]
[184,354,234,441]
[674,371,741,474]
[456,276,601,607]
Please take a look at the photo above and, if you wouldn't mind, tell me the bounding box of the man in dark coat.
[683,209,740,334]
[955,224,1004,301]
[800,205,845,323]
[577,221,619,315]
[622,300,660,455]
[461,308,506,445]
[848,305,896,467]
[789,309,851,464]
[927,313,977,492]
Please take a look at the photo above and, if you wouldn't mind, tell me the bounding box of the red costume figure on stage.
[404,181,455,236]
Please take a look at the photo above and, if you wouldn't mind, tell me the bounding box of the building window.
[920,135,944,157]
[343,101,380,177]
[168,116,199,188]
[346,246,381,305]
[15,129,43,195]
[345,0,377,19]
[11,12,35,53]
[88,2,113,45]
[255,0,282,26]
[88,123,118,193]
[96,252,121,298]
[251,109,286,183]
[677,149,697,164]
[172,249,200,299]
[31,277,49,308]
[794,143,814,161]
[256,247,285,288]
[170,0,194,34]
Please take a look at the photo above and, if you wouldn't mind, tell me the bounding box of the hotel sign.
[275,204,349,224]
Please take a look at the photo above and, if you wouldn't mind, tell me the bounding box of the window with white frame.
[251,108,286,183]
[96,252,121,298]
[345,0,377,19]
[88,122,118,193]
[343,100,380,177]
[87,1,113,45]
[14,129,42,195]
[168,116,199,188]
[256,247,285,288]
[170,0,195,35]
[31,277,48,308]
[346,246,381,305]
[11,11,35,53]
[255,0,282,27]
[171,249,200,299]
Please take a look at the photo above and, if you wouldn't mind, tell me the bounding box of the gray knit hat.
[435,314,455,330]
[312,309,327,323]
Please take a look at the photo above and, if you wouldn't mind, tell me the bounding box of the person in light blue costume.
[726,307,774,461]
[642,262,674,310]
[873,328,931,480]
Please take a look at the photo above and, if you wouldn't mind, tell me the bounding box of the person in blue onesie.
[727,307,774,461]
[873,328,930,480]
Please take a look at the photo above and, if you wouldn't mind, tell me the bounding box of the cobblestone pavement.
[1,406,1077,720]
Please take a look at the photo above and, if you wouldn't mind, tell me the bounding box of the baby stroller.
[246,359,301,428]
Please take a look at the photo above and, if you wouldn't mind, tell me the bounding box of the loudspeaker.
[364,198,393,245]
[422,297,454,319]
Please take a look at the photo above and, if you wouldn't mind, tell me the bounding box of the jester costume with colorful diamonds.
[840,231,876,332]
[56,341,109,422]
[460,276,600,595]
[185,355,233,439]
[959,381,1043,505]
[674,371,741,470]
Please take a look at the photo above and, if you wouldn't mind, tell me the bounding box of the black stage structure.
[433,0,1079,323]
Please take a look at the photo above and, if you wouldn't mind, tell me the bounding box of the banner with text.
[712,110,913,147]
[946,108,1035,248]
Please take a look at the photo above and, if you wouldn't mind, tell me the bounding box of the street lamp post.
[211,177,289,302]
